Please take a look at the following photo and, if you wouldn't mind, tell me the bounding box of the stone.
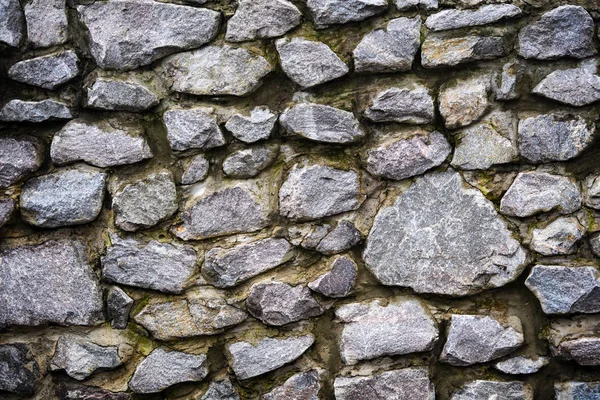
[451,381,533,400]
[85,77,159,112]
[164,45,272,96]
[135,298,247,341]
[364,86,434,124]
[181,155,210,185]
[555,381,600,399]
[129,348,208,393]
[226,107,277,143]
[334,368,435,400]
[422,36,507,68]
[223,144,279,179]
[441,315,524,366]
[518,6,596,60]
[227,335,314,380]
[493,356,550,375]
[496,62,522,101]
[246,282,323,326]
[289,224,331,250]
[518,114,595,163]
[336,297,438,364]
[276,38,348,88]
[500,171,582,217]
[102,235,196,294]
[530,217,585,255]
[279,164,362,221]
[586,174,600,210]
[365,130,451,181]
[78,0,220,70]
[0,0,24,47]
[0,344,38,395]
[0,240,103,328]
[20,167,107,228]
[395,0,437,10]
[200,379,239,400]
[50,336,125,381]
[163,107,226,152]
[0,198,15,228]
[364,170,527,296]
[309,256,357,298]
[425,4,521,31]
[280,103,365,144]
[56,383,132,400]
[107,286,133,330]
[0,135,44,188]
[202,238,294,288]
[0,99,73,122]
[8,50,79,90]
[51,118,153,168]
[112,171,178,231]
[264,370,321,400]
[353,17,421,73]
[24,0,68,48]
[226,0,301,42]
[591,233,600,257]
[315,221,361,255]
[306,0,387,29]
[439,74,491,129]
[525,265,600,315]
[533,66,600,107]
[554,337,600,366]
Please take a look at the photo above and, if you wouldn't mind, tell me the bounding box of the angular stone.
[0,198,15,228]
[226,0,301,42]
[20,167,107,228]
[493,355,550,375]
[518,114,595,163]
[0,0,24,47]
[0,240,103,328]
[24,0,68,48]
[365,130,451,181]
[500,171,582,217]
[8,50,79,90]
[102,235,196,294]
[112,171,178,231]
[201,379,239,400]
[316,221,361,255]
[227,335,314,380]
[451,381,532,400]
[556,337,600,366]
[307,0,387,29]
[337,297,438,364]
[276,38,348,88]
[56,383,132,400]
[439,74,491,129]
[309,256,357,298]
[129,348,208,394]
[163,107,226,152]
[533,66,600,107]
[590,233,600,257]
[51,118,153,168]
[264,370,321,400]
[364,170,527,296]
[555,381,600,400]
[364,86,434,124]
[107,286,133,330]
[585,174,600,210]
[518,6,596,60]
[422,36,507,68]
[530,217,585,256]
[225,107,277,143]
[425,4,521,31]
[289,224,331,250]
[0,344,38,395]
[334,368,435,400]
[353,17,421,73]
[0,135,44,188]
[223,144,279,179]
[164,45,272,96]
[279,164,362,221]
[496,61,522,101]
[280,103,365,144]
[85,77,159,112]
[0,99,73,123]
[181,155,210,185]
[135,298,247,340]
[78,0,220,70]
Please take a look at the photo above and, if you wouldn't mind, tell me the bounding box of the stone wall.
[1,0,600,398]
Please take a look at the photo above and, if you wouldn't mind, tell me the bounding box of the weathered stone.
[0,344,38,395]
[451,380,533,400]
[309,256,357,298]
[364,86,434,124]
[425,4,521,31]
[334,368,435,400]
[555,381,600,399]
[0,198,15,228]
[223,144,279,179]
[201,379,239,400]
[85,77,159,112]
[530,217,585,255]
[307,0,387,29]
[500,171,582,217]
[0,0,24,47]
[77,0,220,70]
[264,370,322,400]
[107,286,133,330]
[276,38,348,88]
[364,170,527,296]
[518,114,595,163]
[518,6,596,60]
[493,355,550,375]
[225,107,277,143]
[395,0,437,10]
[129,348,208,393]
[226,0,301,42]
[51,118,153,168]
[0,240,103,328]
[227,335,314,380]
[56,383,132,400]
[555,337,600,366]
[202,238,294,288]
[288,224,331,250]
[439,74,491,129]
[0,99,73,122]
[585,174,600,210]
[316,221,361,255]
[353,17,421,73]
[135,298,247,340]
[422,36,507,68]
[181,155,210,185]
[533,66,600,107]
[496,61,522,101]
[590,233,600,257]
[8,50,79,90]
[0,135,44,188]
[20,167,107,228]
[280,103,365,144]
[164,45,272,96]
[102,235,196,294]
[112,171,178,231]
[163,107,226,152]
[24,0,68,48]
[336,297,438,364]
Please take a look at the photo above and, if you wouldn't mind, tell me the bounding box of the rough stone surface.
[181,155,210,185]
[496,61,522,101]
[533,66,600,106]
[24,0,68,48]
[225,107,277,143]
[307,0,387,29]
[223,144,279,178]
[8,50,79,90]
[315,221,361,255]
[309,256,357,298]
[451,380,533,400]
[0,344,38,395]
[106,286,133,330]
[0,198,15,228]
[425,4,522,31]
[86,77,159,112]
[50,336,125,380]
[585,174,600,210]
[56,383,132,400]
[0,135,44,188]
[0,99,73,123]
[422,36,507,68]
[334,368,435,400]
[530,216,585,255]
[493,356,550,375]
[0,0,24,47]
[590,232,600,257]
[264,370,321,400]
[163,107,226,152]
[364,86,434,124]
[556,337,600,366]
[439,74,491,129]
[395,0,438,10]
[226,0,301,42]
[200,379,240,400]
[555,381,600,400]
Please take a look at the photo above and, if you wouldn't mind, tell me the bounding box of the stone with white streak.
[226,0,301,42]
[364,86,434,124]
[425,4,522,31]
[306,0,387,29]
[8,50,79,90]
[0,99,73,123]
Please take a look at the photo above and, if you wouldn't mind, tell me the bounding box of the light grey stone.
[307,0,387,29]
[24,0,68,48]
[163,108,226,152]
[227,335,314,380]
[0,344,38,395]
[493,356,550,375]
[77,0,220,70]
[85,77,159,112]
[530,217,585,255]
[20,167,107,228]
[555,381,600,400]
[439,74,491,129]
[425,4,521,31]
[555,337,600,366]
[201,379,239,400]
[226,0,301,42]
[276,38,348,88]
[0,135,44,188]
[585,174,600,210]
[0,198,15,228]
[0,240,103,328]
[590,232,600,257]
[533,66,600,106]
[395,0,437,10]
[496,61,522,101]
[223,144,279,179]
[364,86,434,124]
[8,50,79,90]
[500,171,582,217]
[336,297,438,365]
[226,107,277,143]
[264,370,321,400]
[364,170,527,296]
[181,155,210,185]
[316,221,361,255]
[334,368,435,400]
[288,224,331,249]
[0,99,73,122]
[107,286,133,330]
[309,256,357,298]
[451,380,533,400]
[422,36,507,68]
[0,0,24,47]
[129,348,208,394]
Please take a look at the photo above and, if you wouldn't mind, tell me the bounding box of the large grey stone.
[425,4,521,31]
[555,381,600,400]
[24,0,68,48]
[493,355,549,375]
[336,297,438,364]
[395,0,437,10]
[315,221,361,255]
[555,337,600,366]
[77,0,220,70]
[439,74,491,129]
[0,198,15,228]
[422,36,507,68]
[0,344,38,395]
[585,174,600,210]
[533,66,600,107]
[309,256,357,298]
[0,0,24,47]
[307,0,387,29]
[364,86,434,124]
[364,170,527,296]
[451,381,533,400]
[0,240,103,328]
[8,50,79,90]
[530,217,585,255]
[264,370,321,400]
[226,0,301,42]
[181,155,210,185]
[85,77,159,112]
[163,107,226,152]
[107,286,133,329]
[201,379,239,400]
[0,135,44,188]
[334,368,435,400]
[223,144,279,179]
[0,99,73,123]
[225,107,277,143]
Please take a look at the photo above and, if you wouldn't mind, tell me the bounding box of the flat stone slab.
[533,65,600,106]
[225,0,301,42]
[334,368,435,400]
[8,50,79,89]
[85,77,159,112]
[0,99,73,123]
[451,380,533,400]
[425,4,521,31]
[422,36,507,68]
[306,0,387,29]
[493,355,550,375]
[50,336,125,380]
[555,381,600,399]
[364,86,434,124]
